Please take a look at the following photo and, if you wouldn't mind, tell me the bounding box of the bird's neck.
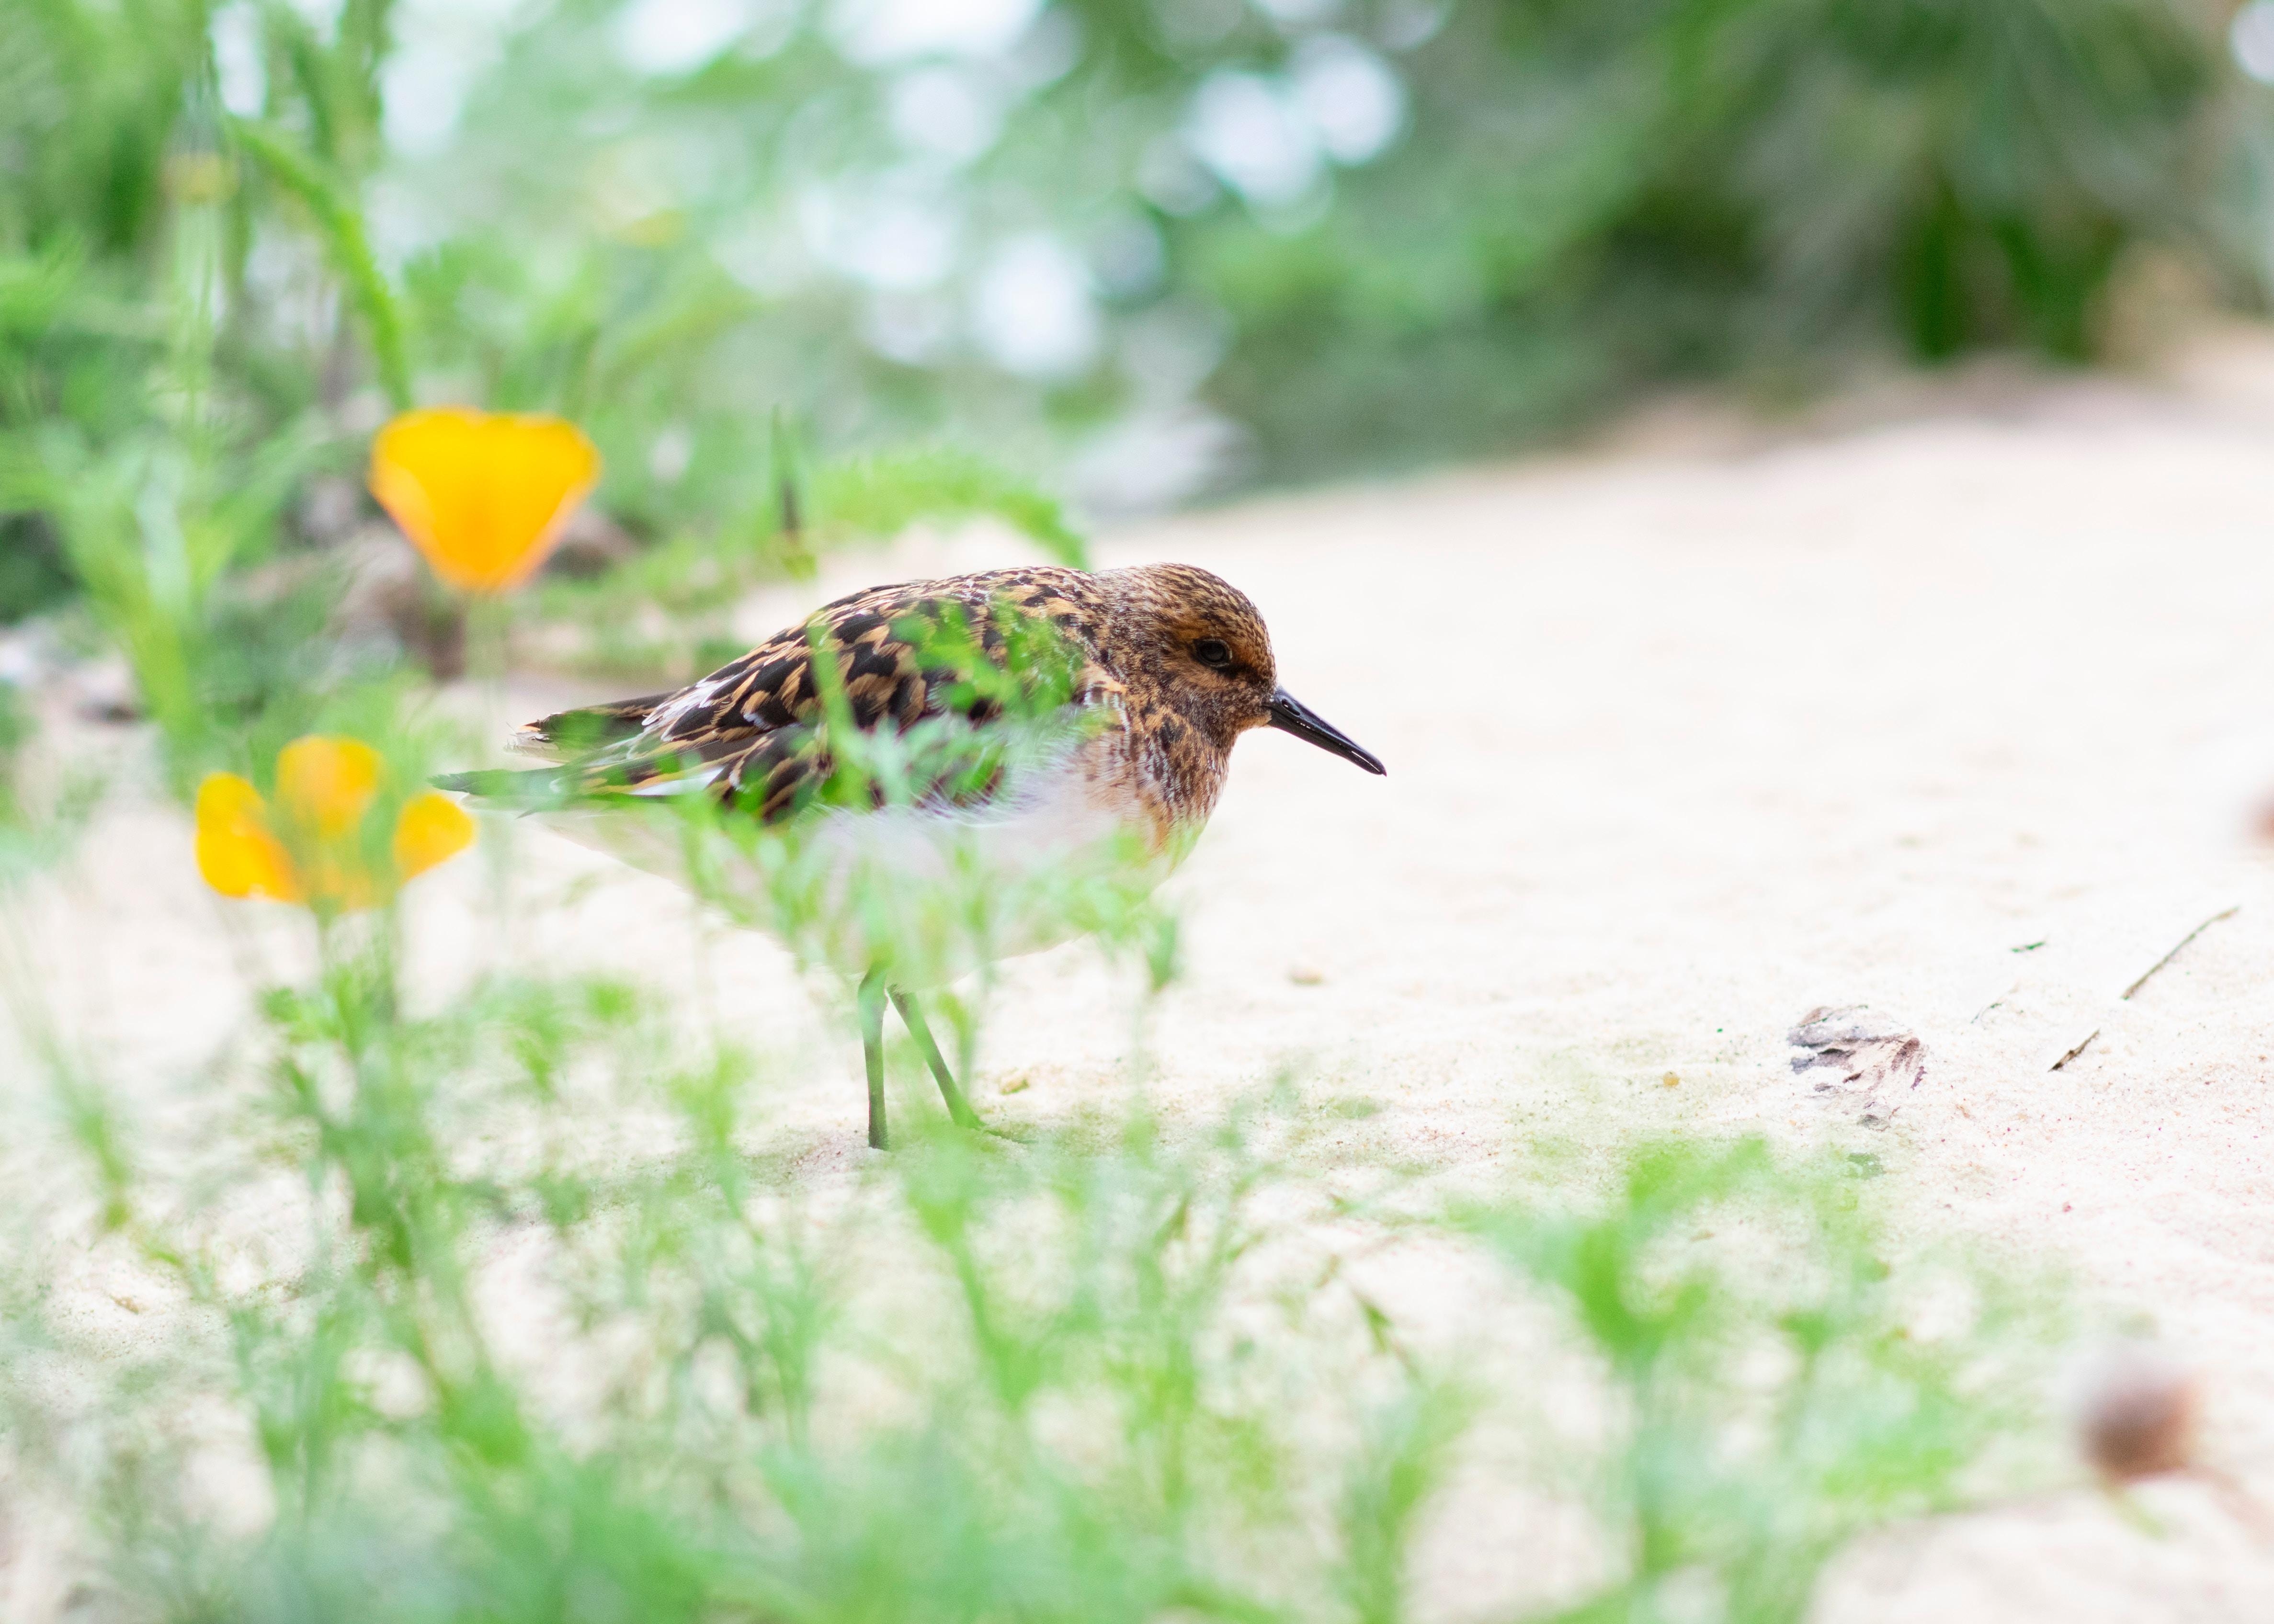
[1093,681,1232,850]
[1078,577,1239,847]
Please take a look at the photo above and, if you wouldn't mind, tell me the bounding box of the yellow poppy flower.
[195,736,476,910]
[195,773,302,903]
[275,735,383,840]
[392,790,478,881]
[368,408,602,593]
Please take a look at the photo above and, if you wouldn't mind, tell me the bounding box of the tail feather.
[509,695,670,763]
[432,755,726,809]
[442,692,728,810]
[430,767,578,809]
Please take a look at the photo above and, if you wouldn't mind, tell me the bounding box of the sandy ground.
[14,337,2274,1616]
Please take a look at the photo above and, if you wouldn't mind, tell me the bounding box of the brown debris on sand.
[1789,1005,1927,1126]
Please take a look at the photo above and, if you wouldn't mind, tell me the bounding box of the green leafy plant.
[1466,1139,2063,1623]
[0,662,2069,1624]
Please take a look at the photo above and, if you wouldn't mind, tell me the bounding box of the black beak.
[1266,689,1387,776]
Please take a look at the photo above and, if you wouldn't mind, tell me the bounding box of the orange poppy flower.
[368,408,602,593]
[196,736,475,909]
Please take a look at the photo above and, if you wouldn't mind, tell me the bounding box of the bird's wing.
[505,568,1106,823]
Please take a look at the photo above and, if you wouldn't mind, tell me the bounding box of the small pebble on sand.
[2076,1343,2201,1483]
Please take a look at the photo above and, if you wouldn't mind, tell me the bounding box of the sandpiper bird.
[440,562,1385,1147]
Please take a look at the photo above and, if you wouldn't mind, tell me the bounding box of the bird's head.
[1105,563,1386,775]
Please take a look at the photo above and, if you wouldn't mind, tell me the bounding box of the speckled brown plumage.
[506,562,1333,847]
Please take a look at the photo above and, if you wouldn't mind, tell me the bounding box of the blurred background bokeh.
[15,13,2274,1616]
[9,0,2274,688]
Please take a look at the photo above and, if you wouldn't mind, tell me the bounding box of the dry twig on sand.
[2048,905,2240,1073]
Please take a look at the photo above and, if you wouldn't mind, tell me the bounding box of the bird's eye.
[1193,637,1232,669]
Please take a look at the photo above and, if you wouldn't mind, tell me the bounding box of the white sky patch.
[860,290,955,364]
[798,181,960,290]
[832,0,1043,65]
[2235,0,2274,84]
[1137,134,1217,215]
[210,5,267,117]
[616,0,759,74]
[287,0,346,36]
[379,0,521,157]
[889,66,1003,164]
[1005,5,1081,86]
[1290,35,1406,164]
[972,234,1098,378]
[1184,71,1320,208]
[382,51,480,157]
[363,175,448,264]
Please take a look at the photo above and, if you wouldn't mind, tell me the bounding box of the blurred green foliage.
[1470,1138,2059,1623]
[0,886,2064,1622]
[371,0,2253,496]
[0,0,2260,654]
[1207,0,2238,474]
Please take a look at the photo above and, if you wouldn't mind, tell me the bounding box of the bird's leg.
[859,968,888,1150]
[889,987,983,1130]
